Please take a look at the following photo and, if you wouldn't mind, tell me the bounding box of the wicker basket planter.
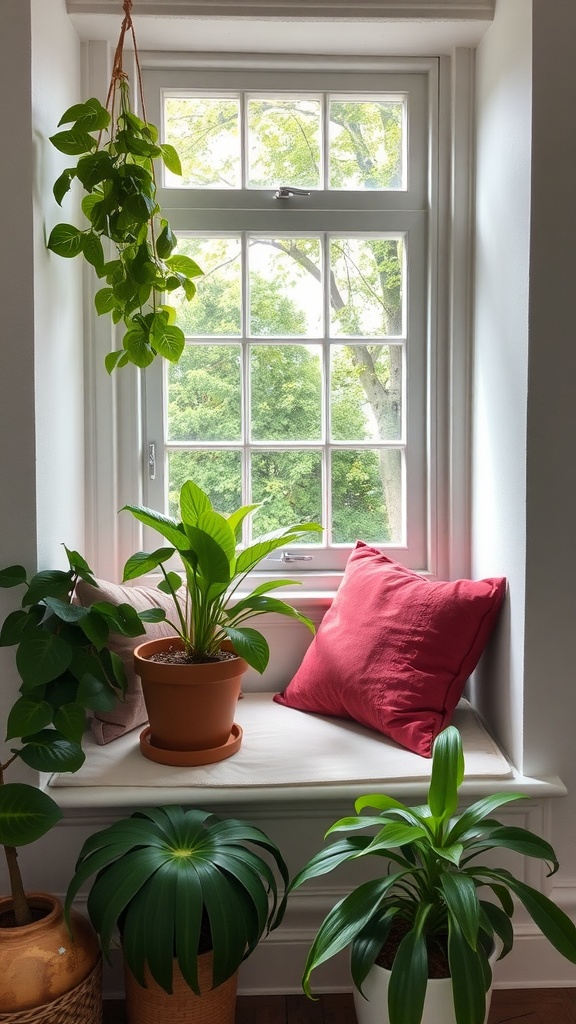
[0,894,102,1023]
[124,952,236,1024]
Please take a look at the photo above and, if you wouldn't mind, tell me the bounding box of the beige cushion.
[74,578,177,744]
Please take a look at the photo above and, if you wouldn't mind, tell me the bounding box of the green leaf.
[159,144,183,176]
[157,572,183,595]
[79,609,110,650]
[17,730,85,773]
[388,924,429,1024]
[428,725,464,820]
[442,872,480,950]
[447,793,527,844]
[0,607,43,647]
[95,288,116,315]
[0,783,62,847]
[6,697,53,740]
[138,608,167,623]
[23,570,73,606]
[180,480,213,525]
[47,223,85,258]
[448,918,488,1024]
[54,702,87,743]
[82,232,105,271]
[150,319,185,363]
[223,627,269,673]
[16,628,72,686]
[53,168,76,206]
[122,505,188,550]
[49,128,96,155]
[75,150,114,189]
[58,97,110,131]
[165,254,204,279]
[156,220,178,259]
[185,524,232,584]
[491,871,576,963]
[470,826,559,873]
[76,673,118,712]
[105,350,125,374]
[43,596,89,623]
[123,548,175,582]
[0,564,27,588]
[122,326,155,368]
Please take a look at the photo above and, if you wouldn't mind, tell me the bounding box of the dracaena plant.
[47,83,202,373]
[121,478,323,672]
[0,550,162,926]
[65,805,289,996]
[289,725,576,1024]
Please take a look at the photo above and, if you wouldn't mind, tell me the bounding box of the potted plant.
[64,804,289,1024]
[121,478,322,766]
[0,549,157,1018]
[289,725,576,1024]
[47,4,202,372]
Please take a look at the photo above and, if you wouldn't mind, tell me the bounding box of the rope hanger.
[105,0,148,124]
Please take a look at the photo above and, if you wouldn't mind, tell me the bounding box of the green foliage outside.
[163,95,406,544]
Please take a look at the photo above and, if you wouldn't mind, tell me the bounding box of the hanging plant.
[47,0,202,373]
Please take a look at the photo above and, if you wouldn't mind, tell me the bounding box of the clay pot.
[124,951,237,1024]
[0,892,101,1016]
[134,636,247,766]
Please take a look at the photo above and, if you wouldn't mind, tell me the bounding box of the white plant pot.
[353,944,498,1024]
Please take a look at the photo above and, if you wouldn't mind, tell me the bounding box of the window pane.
[331,344,402,442]
[251,451,322,538]
[330,237,403,337]
[168,450,242,518]
[249,238,323,337]
[247,97,322,189]
[172,237,242,337]
[167,345,241,442]
[163,96,241,188]
[331,449,402,544]
[329,99,405,190]
[251,345,322,441]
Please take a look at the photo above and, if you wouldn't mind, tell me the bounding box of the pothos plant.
[0,549,160,926]
[47,82,202,373]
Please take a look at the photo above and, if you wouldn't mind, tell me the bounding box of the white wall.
[471,0,532,772]
[473,0,576,985]
[0,0,82,887]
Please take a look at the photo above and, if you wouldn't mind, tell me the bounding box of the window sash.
[141,66,432,572]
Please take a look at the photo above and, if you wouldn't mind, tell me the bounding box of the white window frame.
[83,48,472,590]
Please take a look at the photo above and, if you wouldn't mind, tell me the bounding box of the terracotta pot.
[0,892,101,1016]
[134,636,247,765]
[124,951,237,1024]
[353,941,499,1024]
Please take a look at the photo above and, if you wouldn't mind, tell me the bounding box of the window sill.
[43,694,566,812]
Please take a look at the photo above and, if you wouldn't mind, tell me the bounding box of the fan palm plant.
[65,805,289,1000]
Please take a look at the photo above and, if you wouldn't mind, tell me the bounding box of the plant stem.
[3,845,33,926]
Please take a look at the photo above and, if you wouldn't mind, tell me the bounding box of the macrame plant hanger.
[105,0,149,129]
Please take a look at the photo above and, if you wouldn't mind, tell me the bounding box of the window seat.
[45,694,565,808]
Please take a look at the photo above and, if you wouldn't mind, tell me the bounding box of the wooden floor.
[103,988,576,1023]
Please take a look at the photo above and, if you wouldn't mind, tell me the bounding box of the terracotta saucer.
[139,723,243,767]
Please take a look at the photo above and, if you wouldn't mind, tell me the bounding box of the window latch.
[274,186,312,199]
[148,442,156,481]
[268,551,314,563]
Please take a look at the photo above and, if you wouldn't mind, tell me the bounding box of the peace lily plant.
[289,725,576,1024]
[122,479,323,672]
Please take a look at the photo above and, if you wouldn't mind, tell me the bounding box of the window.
[141,65,434,573]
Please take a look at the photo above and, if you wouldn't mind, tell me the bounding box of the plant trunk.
[3,845,33,926]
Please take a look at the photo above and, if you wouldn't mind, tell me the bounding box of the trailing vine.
[47,1,201,372]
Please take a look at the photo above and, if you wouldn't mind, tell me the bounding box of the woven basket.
[124,952,237,1024]
[0,958,102,1024]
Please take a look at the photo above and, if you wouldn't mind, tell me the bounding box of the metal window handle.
[274,186,312,199]
[280,551,314,563]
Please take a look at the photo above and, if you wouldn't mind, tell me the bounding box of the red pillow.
[274,542,506,757]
